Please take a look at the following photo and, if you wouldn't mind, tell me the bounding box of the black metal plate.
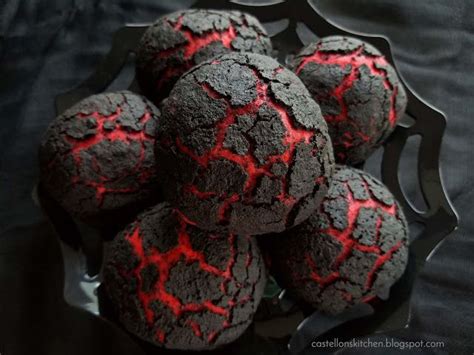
[45,1,458,354]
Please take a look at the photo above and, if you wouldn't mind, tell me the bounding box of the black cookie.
[263,166,409,314]
[156,52,335,235]
[39,91,161,226]
[136,9,273,103]
[291,36,407,165]
[103,203,266,351]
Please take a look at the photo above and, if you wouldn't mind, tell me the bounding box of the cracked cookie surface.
[262,166,409,314]
[39,91,161,225]
[290,36,407,165]
[103,203,266,350]
[156,52,335,235]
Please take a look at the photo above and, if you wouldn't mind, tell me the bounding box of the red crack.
[187,320,203,338]
[64,106,155,206]
[365,240,402,290]
[296,44,399,129]
[184,185,217,199]
[276,175,297,206]
[153,15,237,93]
[302,179,404,299]
[174,208,198,226]
[157,16,237,60]
[341,291,353,302]
[178,26,236,60]
[361,294,377,303]
[174,70,315,223]
[217,194,240,224]
[122,210,254,345]
[245,247,253,267]
[273,66,284,76]
[207,331,219,344]
[155,329,166,344]
[305,254,340,287]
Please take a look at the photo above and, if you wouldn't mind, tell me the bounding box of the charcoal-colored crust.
[103,203,266,351]
[156,52,335,235]
[291,36,407,165]
[136,9,273,103]
[39,91,161,226]
[263,166,409,315]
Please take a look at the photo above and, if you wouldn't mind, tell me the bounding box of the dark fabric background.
[0,0,473,354]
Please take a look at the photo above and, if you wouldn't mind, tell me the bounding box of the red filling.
[187,320,203,338]
[123,210,254,344]
[217,194,240,223]
[174,68,315,223]
[64,106,155,206]
[296,45,399,157]
[302,179,403,300]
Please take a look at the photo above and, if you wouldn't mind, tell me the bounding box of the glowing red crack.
[276,176,297,205]
[218,194,240,224]
[155,329,166,344]
[296,45,399,127]
[273,66,284,76]
[153,15,237,93]
[365,241,403,290]
[187,320,203,338]
[181,28,236,59]
[184,185,217,199]
[208,331,219,344]
[157,16,237,60]
[305,254,340,287]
